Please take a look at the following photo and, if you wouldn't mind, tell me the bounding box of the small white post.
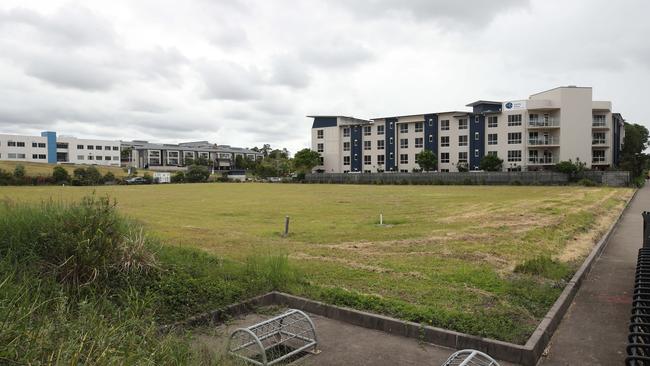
[380,213,383,225]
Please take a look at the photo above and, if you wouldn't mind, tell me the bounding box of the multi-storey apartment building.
[0,131,121,166]
[121,140,262,170]
[310,86,625,173]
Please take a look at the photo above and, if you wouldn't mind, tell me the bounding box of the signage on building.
[503,100,527,111]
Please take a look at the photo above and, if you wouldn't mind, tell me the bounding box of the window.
[8,153,16,159]
[389,137,394,145]
[319,157,324,165]
[487,116,498,128]
[593,115,606,126]
[77,155,84,160]
[112,146,119,151]
[458,135,468,146]
[114,156,120,161]
[389,121,394,129]
[354,139,358,147]
[415,122,423,132]
[37,154,45,160]
[88,155,94,160]
[475,116,480,123]
[508,132,522,144]
[529,113,538,123]
[474,149,479,158]
[364,155,372,165]
[399,154,408,164]
[17,142,25,147]
[105,146,111,150]
[364,141,371,150]
[507,150,522,162]
[593,132,606,145]
[35,142,46,148]
[487,151,498,157]
[96,145,102,150]
[7,141,16,147]
[77,145,84,149]
[428,134,433,143]
[441,169,449,172]
[400,138,408,149]
[399,124,408,133]
[87,145,94,150]
[474,132,479,141]
[377,125,385,135]
[363,126,372,136]
[96,156,103,160]
[378,155,385,165]
[344,156,350,165]
[317,143,324,153]
[104,156,111,161]
[32,142,37,148]
[458,151,468,163]
[32,154,38,159]
[441,120,450,130]
[488,133,498,145]
[343,142,350,151]
[377,140,385,150]
[428,118,434,126]
[458,119,468,130]
[440,152,450,163]
[415,137,423,148]
[317,129,324,139]
[508,114,522,126]
[441,136,450,147]
[593,150,606,163]
[343,128,350,137]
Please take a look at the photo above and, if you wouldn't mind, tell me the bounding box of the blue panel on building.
[423,114,438,158]
[469,114,485,170]
[40,131,57,164]
[351,125,363,172]
[312,117,337,129]
[385,118,397,171]
[613,115,622,166]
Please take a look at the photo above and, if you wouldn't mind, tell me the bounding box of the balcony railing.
[592,156,607,164]
[592,120,608,127]
[592,139,607,145]
[528,156,558,165]
[528,137,559,146]
[528,118,560,128]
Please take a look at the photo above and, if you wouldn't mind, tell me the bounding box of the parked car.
[125,176,148,185]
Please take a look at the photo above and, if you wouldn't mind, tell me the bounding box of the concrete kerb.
[163,188,638,365]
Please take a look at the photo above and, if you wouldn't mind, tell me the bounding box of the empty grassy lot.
[0,183,633,343]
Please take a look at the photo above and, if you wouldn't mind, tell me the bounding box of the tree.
[457,162,469,172]
[415,150,437,172]
[103,171,116,183]
[620,123,649,179]
[293,149,321,174]
[186,165,210,183]
[143,173,153,184]
[261,144,272,157]
[479,155,503,171]
[120,147,132,161]
[13,165,25,179]
[52,166,70,183]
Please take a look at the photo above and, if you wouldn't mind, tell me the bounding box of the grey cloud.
[197,61,263,101]
[24,55,119,91]
[299,39,374,69]
[333,0,530,24]
[269,54,310,88]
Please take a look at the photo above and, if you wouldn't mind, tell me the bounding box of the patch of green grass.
[0,184,633,344]
[514,256,574,281]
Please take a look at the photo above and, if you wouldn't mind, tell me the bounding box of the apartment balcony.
[592,121,609,129]
[592,156,609,165]
[592,139,608,146]
[527,118,560,128]
[528,156,559,165]
[528,137,560,146]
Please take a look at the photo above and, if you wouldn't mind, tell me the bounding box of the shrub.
[186,165,210,183]
[52,166,70,183]
[72,167,102,186]
[103,171,116,183]
[479,155,503,171]
[143,173,153,184]
[577,178,597,187]
[171,171,185,183]
[0,195,158,289]
[457,162,469,172]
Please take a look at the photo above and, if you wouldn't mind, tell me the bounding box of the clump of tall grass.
[245,254,295,291]
[514,256,573,281]
[0,195,158,289]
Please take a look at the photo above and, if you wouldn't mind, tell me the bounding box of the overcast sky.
[0,0,648,153]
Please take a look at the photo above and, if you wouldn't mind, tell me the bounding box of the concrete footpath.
[540,185,650,365]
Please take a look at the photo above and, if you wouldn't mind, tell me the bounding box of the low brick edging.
[164,189,638,365]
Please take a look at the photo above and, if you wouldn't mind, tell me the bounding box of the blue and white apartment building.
[310,86,625,173]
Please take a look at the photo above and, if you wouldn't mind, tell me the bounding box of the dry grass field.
[0,183,633,343]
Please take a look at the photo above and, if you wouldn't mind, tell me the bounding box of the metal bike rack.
[228,309,318,365]
[442,349,501,366]
[626,213,650,365]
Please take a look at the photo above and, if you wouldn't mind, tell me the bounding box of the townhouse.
[310,86,625,173]
[0,131,121,166]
